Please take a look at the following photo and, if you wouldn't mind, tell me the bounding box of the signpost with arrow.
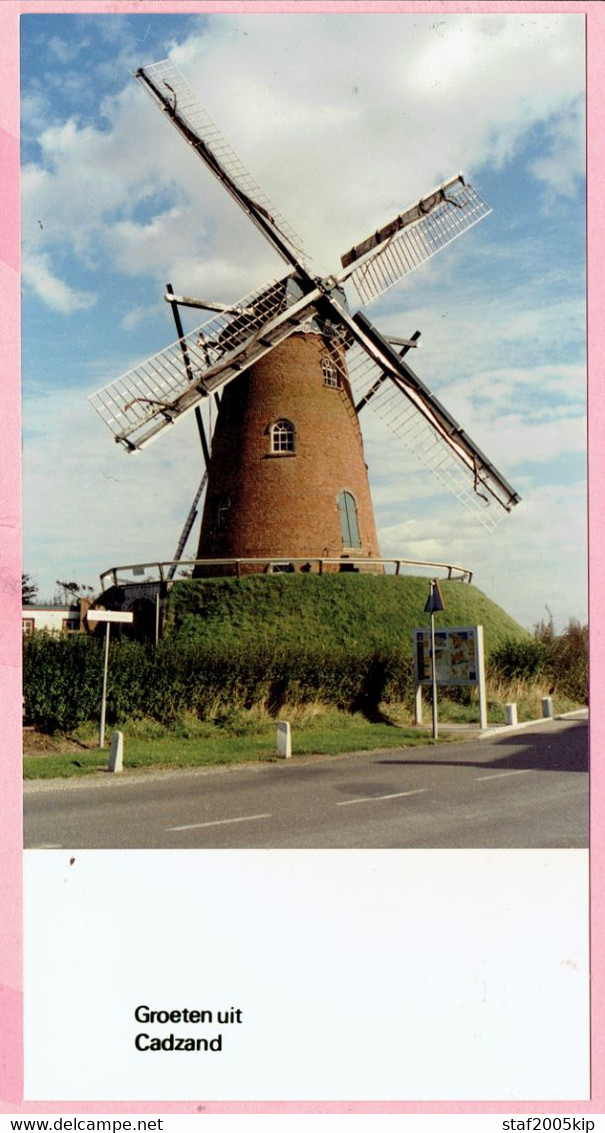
[425,579,445,739]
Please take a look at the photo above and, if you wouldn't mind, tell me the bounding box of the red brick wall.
[195,333,381,568]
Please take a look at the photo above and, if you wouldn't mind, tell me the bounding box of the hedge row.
[23,619,588,735]
[23,632,416,733]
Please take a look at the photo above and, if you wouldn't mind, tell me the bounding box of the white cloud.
[22,12,585,304]
[121,302,163,332]
[473,414,586,467]
[23,382,208,599]
[21,89,53,137]
[21,251,97,313]
[377,479,587,632]
[529,99,585,198]
[47,35,86,64]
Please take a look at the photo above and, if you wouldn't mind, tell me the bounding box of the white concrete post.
[541,696,554,718]
[108,730,124,773]
[277,721,292,759]
[414,683,423,725]
[505,702,518,727]
[475,625,488,730]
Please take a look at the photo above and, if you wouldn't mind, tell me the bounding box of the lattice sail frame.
[89,277,312,450]
[136,60,306,264]
[339,342,509,532]
[342,179,492,306]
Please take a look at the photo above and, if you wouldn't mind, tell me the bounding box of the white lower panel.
[24,850,589,1101]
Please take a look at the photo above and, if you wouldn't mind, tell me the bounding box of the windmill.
[90,59,520,579]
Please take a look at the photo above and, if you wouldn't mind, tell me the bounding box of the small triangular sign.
[424,579,445,614]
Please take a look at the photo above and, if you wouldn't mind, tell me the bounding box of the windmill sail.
[339,176,491,306]
[135,60,308,272]
[331,310,520,530]
[91,58,520,537]
[89,276,319,450]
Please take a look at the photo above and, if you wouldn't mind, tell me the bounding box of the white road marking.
[167,813,271,832]
[336,788,428,807]
[475,769,534,781]
[30,843,63,849]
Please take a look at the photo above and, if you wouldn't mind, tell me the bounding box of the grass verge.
[24,709,452,780]
[23,686,584,781]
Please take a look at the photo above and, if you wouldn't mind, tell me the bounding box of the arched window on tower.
[270,419,295,454]
[338,490,362,549]
[321,356,341,388]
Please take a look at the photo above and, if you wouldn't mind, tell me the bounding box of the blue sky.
[20,11,586,630]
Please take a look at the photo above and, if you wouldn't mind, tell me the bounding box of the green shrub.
[23,632,104,732]
[489,618,588,704]
[489,637,547,681]
[543,618,588,703]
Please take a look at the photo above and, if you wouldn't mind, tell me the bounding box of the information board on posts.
[414,624,483,686]
[413,624,487,728]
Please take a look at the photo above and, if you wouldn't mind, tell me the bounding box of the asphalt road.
[24,717,588,849]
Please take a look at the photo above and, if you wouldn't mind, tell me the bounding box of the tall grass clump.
[489,617,588,706]
[534,616,588,703]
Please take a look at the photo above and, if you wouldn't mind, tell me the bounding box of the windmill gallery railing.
[99,556,473,592]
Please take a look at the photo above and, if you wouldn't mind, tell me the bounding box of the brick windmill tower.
[196,331,381,567]
[90,61,520,574]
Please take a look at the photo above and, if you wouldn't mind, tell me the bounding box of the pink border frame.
[2,0,602,1115]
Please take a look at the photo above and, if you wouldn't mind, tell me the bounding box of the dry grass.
[486,677,578,721]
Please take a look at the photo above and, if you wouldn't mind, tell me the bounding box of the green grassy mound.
[166,573,528,654]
